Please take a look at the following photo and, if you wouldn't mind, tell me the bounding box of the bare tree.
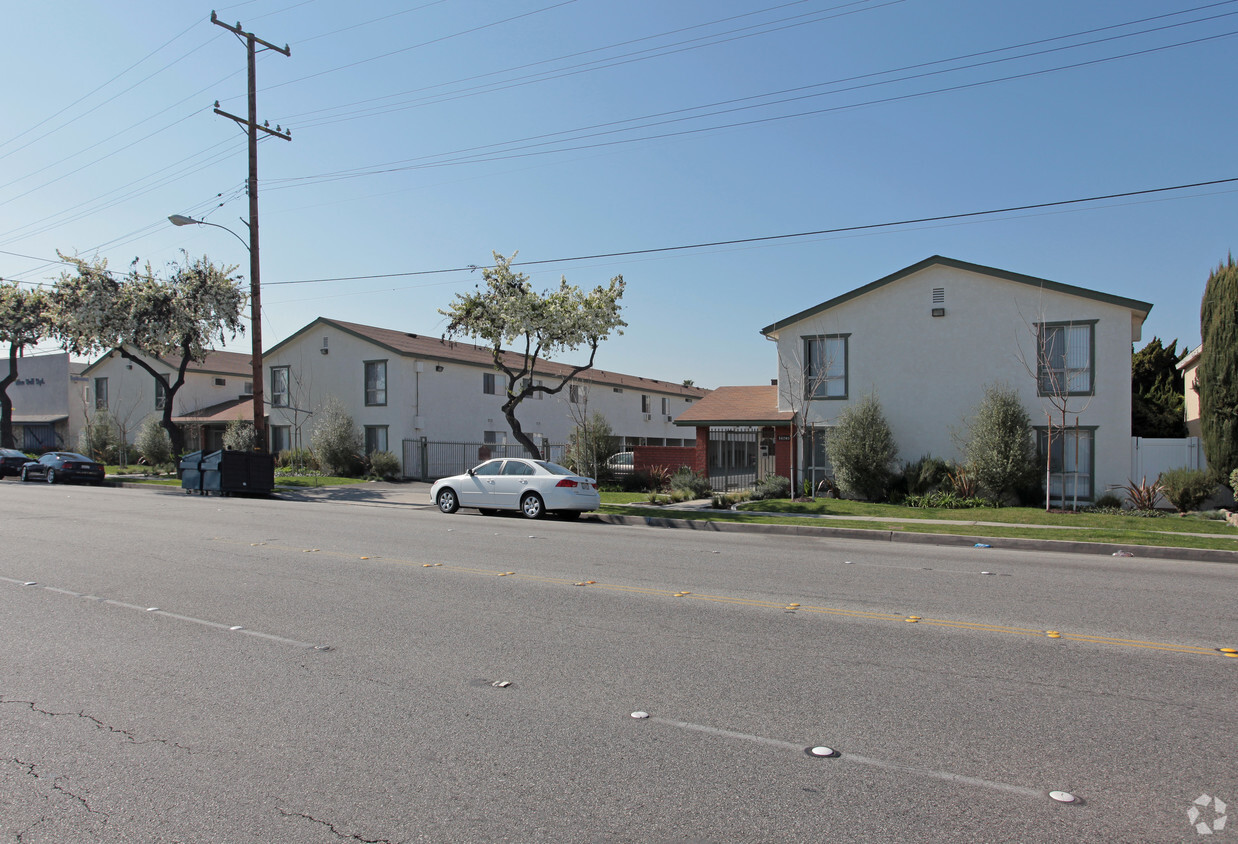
[776,334,842,498]
[1016,312,1095,510]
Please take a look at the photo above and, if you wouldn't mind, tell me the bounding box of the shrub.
[620,470,654,492]
[946,466,979,498]
[963,384,1036,500]
[135,416,172,466]
[1158,467,1215,513]
[367,450,401,480]
[901,455,951,496]
[825,393,897,501]
[311,397,364,476]
[78,410,121,464]
[1231,468,1238,499]
[648,466,673,492]
[277,447,318,471]
[222,418,256,452]
[670,468,712,499]
[1092,491,1124,510]
[752,475,791,501]
[1121,476,1162,510]
[903,491,994,509]
[565,412,615,478]
[712,490,750,508]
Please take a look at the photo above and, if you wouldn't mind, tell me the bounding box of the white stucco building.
[79,347,253,452]
[263,318,706,477]
[756,256,1153,502]
[4,352,89,451]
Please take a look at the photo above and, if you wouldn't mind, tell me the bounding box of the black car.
[0,448,29,478]
[20,452,106,485]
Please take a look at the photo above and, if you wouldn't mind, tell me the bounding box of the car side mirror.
[467,468,475,476]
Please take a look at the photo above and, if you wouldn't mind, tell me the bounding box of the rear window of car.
[535,461,575,475]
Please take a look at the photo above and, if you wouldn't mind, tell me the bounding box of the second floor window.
[94,377,108,409]
[569,384,580,404]
[641,395,651,413]
[271,367,290,407]
[661,397,670,415]
[805,335,848,399]
[484,372,497,395]
[155,378,168,410]
[365,360,387,406]
[1038,322,1094,396]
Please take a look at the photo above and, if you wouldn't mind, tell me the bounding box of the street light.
[168,213,266,451]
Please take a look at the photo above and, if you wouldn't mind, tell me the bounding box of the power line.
[262,25,1238,190]
[256,177,1238,287]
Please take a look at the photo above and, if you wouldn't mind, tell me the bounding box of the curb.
[590,513,1238,565]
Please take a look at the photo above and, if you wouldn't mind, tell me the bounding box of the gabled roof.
[674,385,794,427]
[760,255,1154,336]
[1177,344,1202,371]
[80,347,251,378]
[268,317,709,398]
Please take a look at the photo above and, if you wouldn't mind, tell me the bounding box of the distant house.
[680,256,1153,502]
[263,317,707,478]
[5,352,89,452]
[1177,344,1202,438]
[79,347,253,453]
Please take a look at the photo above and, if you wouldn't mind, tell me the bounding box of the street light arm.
[168,214,251,253]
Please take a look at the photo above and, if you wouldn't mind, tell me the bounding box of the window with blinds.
[1037,322,1094,395]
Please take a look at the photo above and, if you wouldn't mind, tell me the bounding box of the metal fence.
[401,439,568,481]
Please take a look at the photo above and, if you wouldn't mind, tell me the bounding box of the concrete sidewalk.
[118,478,1238,564]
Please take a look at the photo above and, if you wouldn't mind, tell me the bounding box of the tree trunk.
[0,345,17,449]
[503,400,542,461]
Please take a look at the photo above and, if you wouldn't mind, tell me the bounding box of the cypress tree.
[1198,256,1238,481]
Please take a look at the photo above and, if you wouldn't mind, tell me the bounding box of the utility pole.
[210,11,291,452]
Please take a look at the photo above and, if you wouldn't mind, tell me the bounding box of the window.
[214,378,226,387]
[243,381,253,395]
[484,430,507,444]
[1037,322,1094,396]
[501,460,535,476]
[641,395,651,413]
[155,378,168,410]
[365,360,387,406]
[364,425,388,456]
[473,460,502,476]
[521,378,543,399]
[661,397,670,415]
[271,367,290,408]
[569,384,580,404]
[1037,427,1095,503]
[483,372,497,395]
[271,425,291,454]
[804,335,848,399]
[94,377,108,410]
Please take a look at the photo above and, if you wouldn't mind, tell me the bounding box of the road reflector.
[807,746,838,758]
[1049,791,1078,803]
[631,711,650,719]
[1047,631,1061,639]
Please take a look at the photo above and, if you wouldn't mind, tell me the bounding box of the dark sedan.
[20,452,106,485]
[0,448,29,478]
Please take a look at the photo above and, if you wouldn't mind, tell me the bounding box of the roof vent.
[931,287,945,317]
[406,333,418,339]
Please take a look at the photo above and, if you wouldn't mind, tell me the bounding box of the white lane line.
[2,576,326,650]
[648,716,1046,800]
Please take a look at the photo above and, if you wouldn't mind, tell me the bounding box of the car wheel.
[436,488,459,514]
[557,510,582,520]
[520,492,545,520]
[45,469,55,484]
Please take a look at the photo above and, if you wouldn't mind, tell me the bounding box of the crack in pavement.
[279,808,396,843]
[8,757,111,833]
[1,696,191,751]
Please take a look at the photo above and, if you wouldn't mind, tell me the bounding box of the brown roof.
[82,347,251,377]
[278,318,709,399]
[674,385,794,426]
[173,398,252,424]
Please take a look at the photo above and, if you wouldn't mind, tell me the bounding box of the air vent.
[214,378,226,386]
[932,287,945,304]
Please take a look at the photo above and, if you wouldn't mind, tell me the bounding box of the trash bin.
[198,450,275,496]
[179,451,204,493]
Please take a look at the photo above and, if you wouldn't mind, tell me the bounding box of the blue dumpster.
[179,451,205,493]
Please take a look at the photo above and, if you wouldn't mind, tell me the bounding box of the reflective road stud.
[1047,631,1062,639]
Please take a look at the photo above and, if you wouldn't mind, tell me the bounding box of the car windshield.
[534,461,577,476]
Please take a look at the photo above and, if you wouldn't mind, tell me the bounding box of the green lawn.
[597,494,1238,554]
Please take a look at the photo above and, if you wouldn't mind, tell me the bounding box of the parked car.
[431,458,600,519]
[0,448,29,478]
[20,452,106,485]
[605,451,634,474]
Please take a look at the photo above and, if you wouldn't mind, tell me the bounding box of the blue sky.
[3,0,1235,388]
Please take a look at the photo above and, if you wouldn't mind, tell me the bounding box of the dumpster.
[179,450,205,493]
[200,450,275,496]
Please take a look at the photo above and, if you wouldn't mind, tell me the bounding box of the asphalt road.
[1,482,1235,843]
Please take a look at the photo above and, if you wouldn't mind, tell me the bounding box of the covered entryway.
[673,386,796,492]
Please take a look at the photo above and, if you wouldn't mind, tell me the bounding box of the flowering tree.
[441,252,625,460]
[0,281,50,448]
[50,252,245,456]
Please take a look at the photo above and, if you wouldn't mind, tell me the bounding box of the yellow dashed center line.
[215,538,1231,659]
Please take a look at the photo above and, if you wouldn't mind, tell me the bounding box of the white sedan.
[430,458,601,519]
